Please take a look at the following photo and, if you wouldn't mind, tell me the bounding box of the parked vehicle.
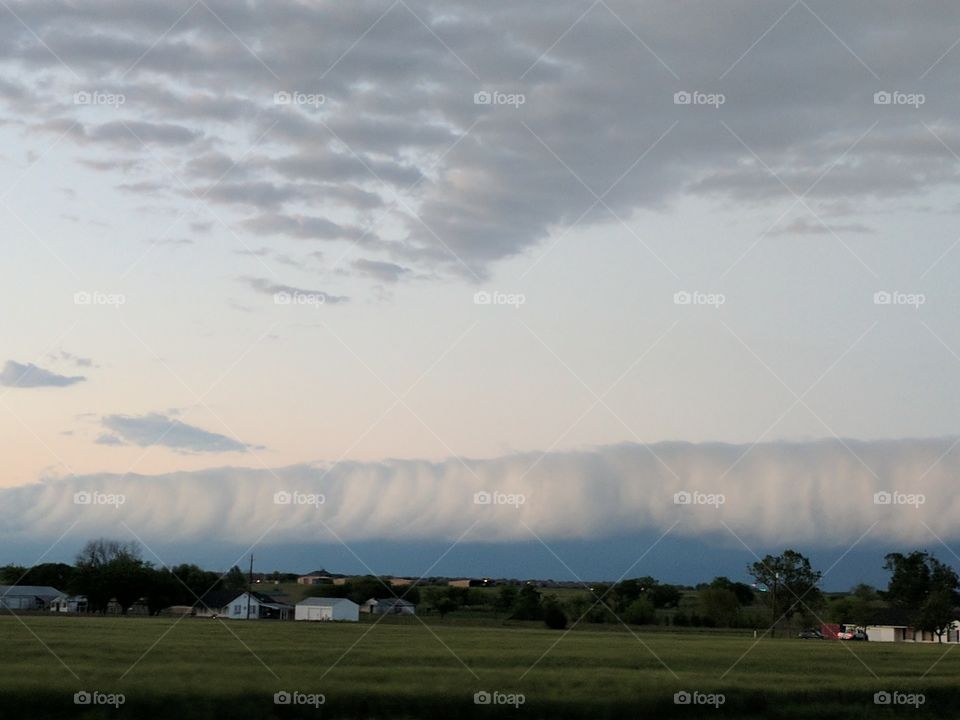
[798,628,824,639]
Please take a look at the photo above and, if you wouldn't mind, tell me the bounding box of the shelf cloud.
[1,437,955,549]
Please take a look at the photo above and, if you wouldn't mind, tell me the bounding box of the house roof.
[366,597,415,607]
[298,597,358,607]
[194,589,290,610]
[194,589,244,610]
[0,585,64,598]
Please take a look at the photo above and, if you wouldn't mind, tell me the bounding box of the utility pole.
[247,553,254,620]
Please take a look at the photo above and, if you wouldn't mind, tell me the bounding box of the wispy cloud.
[242,276,349,304]
[100,413,260,453]
[0,361,85,388]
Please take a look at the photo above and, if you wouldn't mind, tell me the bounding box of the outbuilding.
[295,597,359,622]
[0,585,65,611]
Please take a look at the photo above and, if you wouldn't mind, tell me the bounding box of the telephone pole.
[247,553,254,620]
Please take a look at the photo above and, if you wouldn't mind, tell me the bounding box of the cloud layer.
[2,1,959,283]
[1,438,956,549]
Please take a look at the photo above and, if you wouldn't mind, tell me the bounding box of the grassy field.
[1,615,958,718]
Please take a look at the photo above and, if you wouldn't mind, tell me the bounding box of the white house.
[295,597,359,622]
[194,590,292,620]
[0,585,65,610]
[361,597,416,615]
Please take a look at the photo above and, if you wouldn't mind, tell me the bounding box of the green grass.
[1,615,958,718]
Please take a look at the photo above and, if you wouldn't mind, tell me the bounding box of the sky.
[2,0,960,588]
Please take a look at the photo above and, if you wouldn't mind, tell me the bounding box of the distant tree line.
[2,542,958,638]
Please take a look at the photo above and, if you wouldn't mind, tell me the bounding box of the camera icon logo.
[474,291,492,305]
[274,91,292,105]
[474,491,492,505]
[74,491,92,505]
[673,291,692,305]
[274,291,292,305]
[474,91,492,105]
[674,91,692,105]
[274,690,292,705]
[474,691,492,705]
[873,91,892,105]
[873,291,892,305]
[74,691,92,705]
[274,491,292,505]
[873,491,892,505]
[74,91,92,105]
[674,691,692,705]
[673,491,692,505]
[874,691,891,705]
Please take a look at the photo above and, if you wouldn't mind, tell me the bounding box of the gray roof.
[0,585,64,598]
[298,597,358,607]
[367,597,415,607]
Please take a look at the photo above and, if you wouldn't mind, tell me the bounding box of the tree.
[72,539,145,614]
[511,585,543,621]
[223,566,248,591]
[918,590,955,642]
[748,550,823,636]
[0,565,27,584]
[170,564,222,603]
[143,568,180,616]
[884,552,959,628]
[623,598,656,625]
[847,584,881,627]
[698,587,739,627]
[543,600,568,630]
[495,585,519,613]
[708,576,755,606]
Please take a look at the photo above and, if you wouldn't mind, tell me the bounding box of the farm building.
[0,585,65,611]
[49,594,88,613]
[294,597,359,622]
[361,597,416,615]
[865,609,960,643]
[193,590,292,620]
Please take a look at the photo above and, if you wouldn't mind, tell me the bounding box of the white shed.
[295,597,359,622]
[866,625,909,642]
